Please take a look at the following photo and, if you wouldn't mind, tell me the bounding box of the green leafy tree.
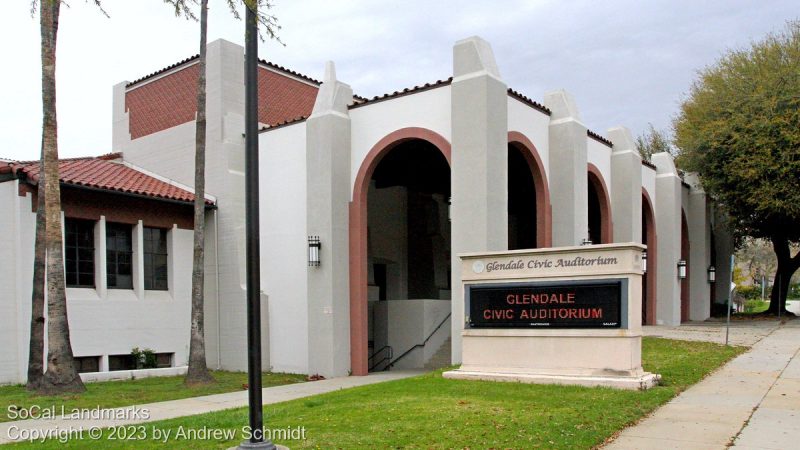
[674,21,800,315]
[737,238,778,287]
[635,123,673,162]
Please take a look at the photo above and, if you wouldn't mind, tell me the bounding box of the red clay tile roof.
[257,59,322,86]
[126,55,200,87]
[125,56,322,139]
[349,78,453,109]
[126,62,200,139]
[507,88,551,116]
[257,66,318,128]
[7,153,213,205]
[587,130,614,148]
[259,115,310,132]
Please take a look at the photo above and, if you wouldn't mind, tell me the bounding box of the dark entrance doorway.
[508,144,538,250]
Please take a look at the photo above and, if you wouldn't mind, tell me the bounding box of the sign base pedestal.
[443,369,660,390]
[453,244,660,391]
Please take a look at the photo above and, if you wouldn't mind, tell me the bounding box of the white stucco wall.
[65,227,193,369]
[259,122,309,374]
[117,122,198,189]
[587,138,613,187]
[0,186,195,385]
[507,96,551,180]
[0,182,23,383]
[367,185,408,301]
[372,299,451,370]
[642,165,657,210]
[349,86,452,199]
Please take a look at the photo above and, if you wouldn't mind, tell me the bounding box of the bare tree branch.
[230,0,284,45]
[162,0,198,21]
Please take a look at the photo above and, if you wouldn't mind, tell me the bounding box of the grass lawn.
[1,371,306,423]
[9,337,744,449]
[741,299,770,314]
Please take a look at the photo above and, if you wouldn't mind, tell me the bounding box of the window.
[155,353,173,368]
[143,227,168,290]
[106,223,133,289]
[108,355,136,371]
[109,352,172,370]
[74,356,100,373]
[65,219,95,288]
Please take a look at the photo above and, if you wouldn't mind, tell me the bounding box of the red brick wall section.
[126,64,200,139]
[125,64,319,139]
[258,67,318,126]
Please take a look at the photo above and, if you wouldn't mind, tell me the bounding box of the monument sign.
[444,243,660,390]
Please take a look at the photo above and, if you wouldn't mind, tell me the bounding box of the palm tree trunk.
[186,0,214,385]
[38,0,85,395]
[26,148,46,391]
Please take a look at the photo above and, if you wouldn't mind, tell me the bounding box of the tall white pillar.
[653,153,682,325]
[306,62,353,377]
[450,36,508,364]
[95,216,107,299]
[608,127,642,243]
[685,173,711,320]
[132,220,145,300]
[544,90,588,246]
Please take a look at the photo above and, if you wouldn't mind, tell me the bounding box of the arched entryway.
[587,164,612,245]
[642,189,657,325]
[508,132,552,249]
[681,210,690,322]
[349,128,452,376]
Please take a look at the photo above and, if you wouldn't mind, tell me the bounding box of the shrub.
[743,299,768,313]
[131,347,158,369]
[736,285,762,301]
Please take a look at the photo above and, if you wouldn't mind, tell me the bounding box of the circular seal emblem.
[472,260,485,274]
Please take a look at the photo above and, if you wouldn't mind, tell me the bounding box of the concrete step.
[423,337,452,370]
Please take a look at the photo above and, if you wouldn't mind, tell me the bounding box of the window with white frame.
[106,223,133,289]
[143,227,169,290]
[65,218,95,288]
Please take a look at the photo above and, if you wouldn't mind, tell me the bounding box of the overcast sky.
[0,0,796,161]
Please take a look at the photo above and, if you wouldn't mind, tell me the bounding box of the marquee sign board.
[467,280,623,329]
[446,244,659,390]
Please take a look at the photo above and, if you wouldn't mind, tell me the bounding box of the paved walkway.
[606,319,800,449]
[0,370,421,445]
[643,319,781,346]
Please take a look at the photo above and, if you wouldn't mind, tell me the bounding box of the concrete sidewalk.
[0,370,422,445]
[606,319,800,449]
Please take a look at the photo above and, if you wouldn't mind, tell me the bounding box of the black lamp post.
[239,1,275,448]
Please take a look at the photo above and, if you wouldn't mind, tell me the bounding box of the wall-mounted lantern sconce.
[580,238,593,246]
[677,259,687,279]
[447,197,452,222]
[308,236,321,267]
[642,251,647,274]
[707,265,716,283]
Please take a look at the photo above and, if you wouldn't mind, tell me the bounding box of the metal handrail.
[387,313,451,370]
[368,345,393,372]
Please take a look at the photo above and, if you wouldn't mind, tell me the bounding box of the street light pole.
[239,1,274,449]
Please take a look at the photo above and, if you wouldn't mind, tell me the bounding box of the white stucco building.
[0,36,733,384]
